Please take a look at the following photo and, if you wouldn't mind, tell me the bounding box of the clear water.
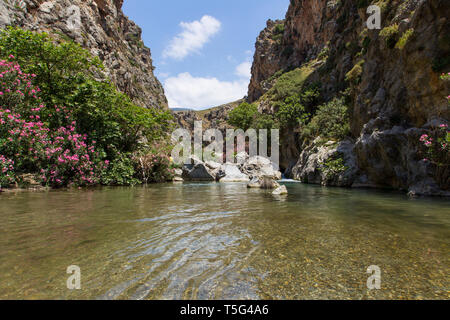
[0,182,448,300]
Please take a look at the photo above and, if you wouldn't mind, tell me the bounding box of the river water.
[0,182,448,299]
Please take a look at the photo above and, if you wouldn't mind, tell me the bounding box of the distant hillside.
[171,100,243,132]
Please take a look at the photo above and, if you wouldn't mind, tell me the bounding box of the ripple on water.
[0,184,448,299]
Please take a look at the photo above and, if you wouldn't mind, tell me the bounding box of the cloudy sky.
[122,0,289,110]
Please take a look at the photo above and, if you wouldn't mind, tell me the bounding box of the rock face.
[247,0,450,196]
[248,19,285,102]
[0,0,167,109]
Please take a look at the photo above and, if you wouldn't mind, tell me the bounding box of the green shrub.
[133,145,175,183]
[0,27,173,166]
[380,24,399,49]
[303,98,350,141]
[273,23,285,35]
[100,153,138,186]
[317,47,330,60]
[253,114,278,131]
[345,60,365,85]
[395,28,414,50]
[275,95,310,129]
[228,102,258,131]
[0,27,103,107]
[320,156,348,180]
[0,27,174,187]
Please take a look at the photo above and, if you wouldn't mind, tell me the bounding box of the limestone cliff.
[248,0,450,196]
[0,0,167,109]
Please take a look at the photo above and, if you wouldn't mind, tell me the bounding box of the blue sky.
[122,0,289,110]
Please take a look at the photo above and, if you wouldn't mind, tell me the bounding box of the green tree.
[275,95,310,129]
[228,102,258,131]
[303,98,350,141]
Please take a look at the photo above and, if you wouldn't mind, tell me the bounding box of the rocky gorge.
[174,0,449,197]
[0,0,447,196]
[249,0,449,196]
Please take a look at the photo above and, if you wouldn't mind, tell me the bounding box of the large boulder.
[247,176,280,189]
[292,138,358,187]
[219,164,250,182]
[241,156,282,180]
[182,161,216,181]
[272,185,288,195]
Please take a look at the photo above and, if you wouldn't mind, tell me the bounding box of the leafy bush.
[252,114,278,131]
[0,27,173,161]
[275,87,319,128]
[345,60,365,85]
[0,155,15,186]
[380,24,399,49]
[0,28,174,187]
[303,98,350,141]
[272,23,285,42]
[419,125,449,190]
[227,102,258,131]
[320,156,348,180]
[396,28,414,50]
[0,27,103,107]
[100,153,138,186]
[133,151,174,184]
[0,60,106,187]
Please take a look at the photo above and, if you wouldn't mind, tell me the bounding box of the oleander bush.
[0,28,174,188]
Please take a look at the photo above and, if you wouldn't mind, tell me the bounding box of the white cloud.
[157,72,170,79]
[164,72,249,110]
[163,15,221,60]
[235,61,252,79]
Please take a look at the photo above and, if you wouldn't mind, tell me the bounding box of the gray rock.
[292,138,358,187]
[247,176,280,189]
[272,185,288,195]
[242,156,282,180]
[182,163,215,181]
[219,164,250,182]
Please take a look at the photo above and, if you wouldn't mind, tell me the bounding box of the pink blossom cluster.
[440,72,450,81]
[0,154,15,185]
[0,60,107,187]
[0,58,41,108]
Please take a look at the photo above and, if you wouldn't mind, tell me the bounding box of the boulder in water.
[182,163,216,181]
[219,164,250,182]
[272,185,288,195]
[247,175,280,189]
